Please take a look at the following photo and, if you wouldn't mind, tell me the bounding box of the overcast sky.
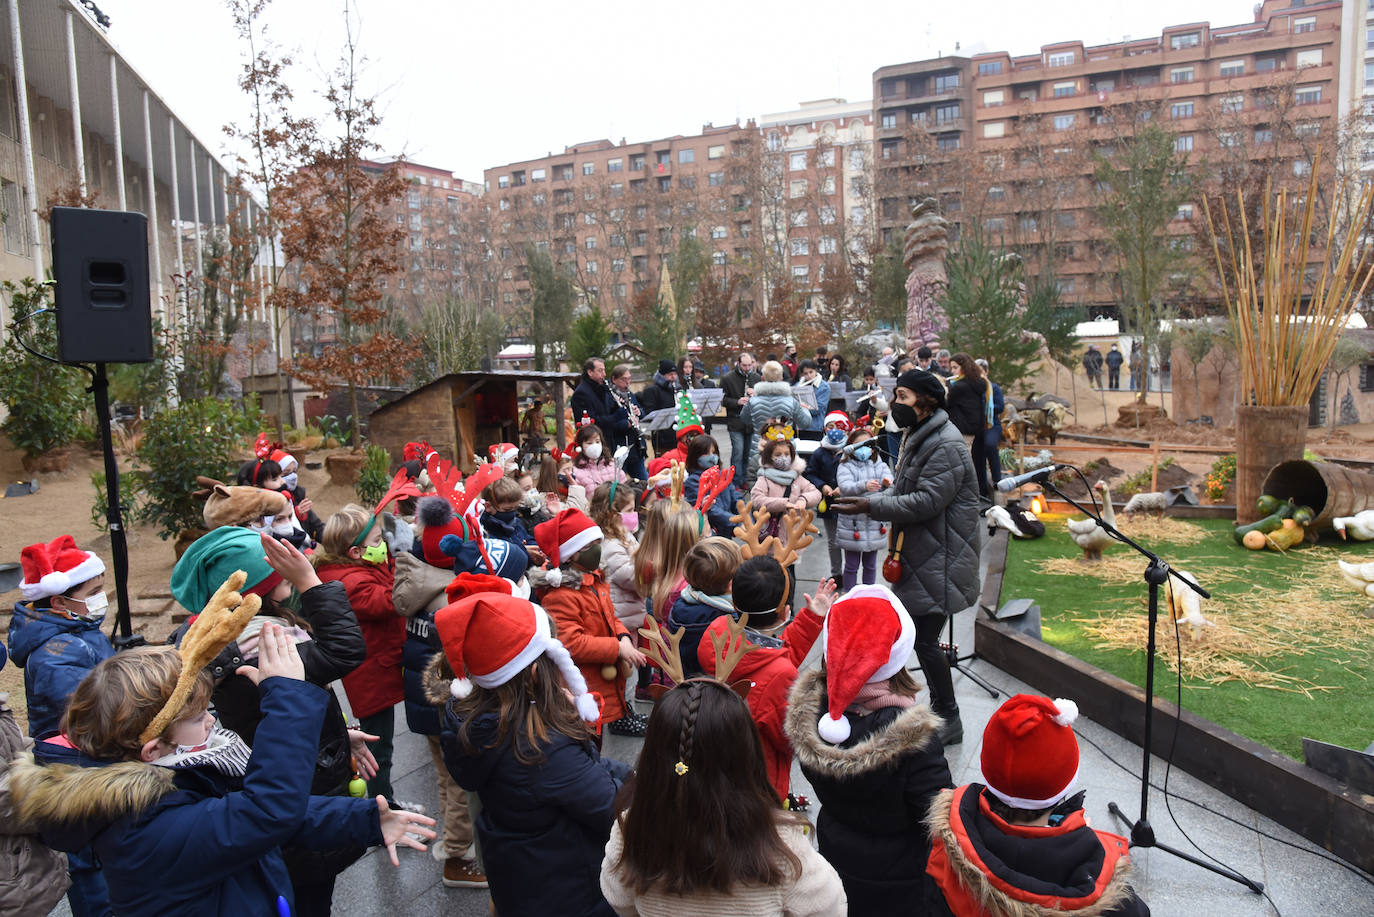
[107,0,1260,181]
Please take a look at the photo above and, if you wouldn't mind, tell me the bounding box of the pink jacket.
[750,472,822,554]
[568,460,626,493]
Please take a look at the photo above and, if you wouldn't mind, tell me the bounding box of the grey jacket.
[744,380,810,433]
[836,457,894,552]
[867,409,981,618]
[0,693,69,916]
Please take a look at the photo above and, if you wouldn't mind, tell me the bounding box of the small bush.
[1116,456,1175,499]
[1204,454,1236,502]
[0,279,88,456]
[355,443,392,506]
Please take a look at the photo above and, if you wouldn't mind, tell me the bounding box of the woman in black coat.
[825,355,851,414]
[832,369,980,746]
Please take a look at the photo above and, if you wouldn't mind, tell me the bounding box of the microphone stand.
[1039,474,1263,894]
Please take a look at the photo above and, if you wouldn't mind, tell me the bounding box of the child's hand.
[297,498,313,515]
[617,635,647,668]
[882,478,892,488]
[865,479,881,492]
[804,579,838,618]
[376,796,437,866]
[527,545,547,565]
[348,729,380,780]
[261,531,323,593]
[235,622,305,684]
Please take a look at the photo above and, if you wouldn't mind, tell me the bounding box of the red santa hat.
[533,509,602,587]
[817,583,915,745]
[435,593,601,723]
[417,495,471,567]
[488,443,519,465]
[404,441,438,463]
[980,694,1081,809]
[20,536,105,602]
[446,571,514,604]
[270,449,297,472]
[824,411,852,431]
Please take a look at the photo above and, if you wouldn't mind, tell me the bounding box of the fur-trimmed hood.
[422,651,457,707]
[753,380,795,398]
[9,754,176,851]
[926,785,1141,917]
[784,667,942,778]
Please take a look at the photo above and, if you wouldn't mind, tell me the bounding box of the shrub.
[0,280,88,456]
[129,397,261,539]
[355,443,392,506]
[1204,454,1236,502]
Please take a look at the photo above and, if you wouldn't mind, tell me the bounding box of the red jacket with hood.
[315,558,405,718]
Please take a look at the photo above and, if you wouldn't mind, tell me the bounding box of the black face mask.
[573,542,602,570]
[490,509,517,523]
[889,402,920,431]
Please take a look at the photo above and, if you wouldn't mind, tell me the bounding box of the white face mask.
[583,442,603,460]
[281,472,299,491]
[271,521,298,537]
[75,590,108,621]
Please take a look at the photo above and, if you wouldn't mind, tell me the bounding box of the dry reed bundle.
[1203,157,1374,407]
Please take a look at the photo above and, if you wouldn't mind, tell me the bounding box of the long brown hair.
[950,352,984,382]
[633,501,703,619]
[449,651,589,766]
[612,680,802,895]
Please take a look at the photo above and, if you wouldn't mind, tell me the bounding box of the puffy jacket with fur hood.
[314,556,406,718]
[599,534,645,632]
[393,550,460,735]
[743,380,809,433]
[0,686,68,916]
[785,668,953,916]
[10,678,382,917]
[7,602,114,739]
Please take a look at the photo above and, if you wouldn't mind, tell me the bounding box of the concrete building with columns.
[0,0,259,347]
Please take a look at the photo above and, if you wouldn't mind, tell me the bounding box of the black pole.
[1038,477,1261,894]
[91,362,141,649]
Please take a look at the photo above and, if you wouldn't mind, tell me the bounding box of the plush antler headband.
[731,500,817,621]
[139,571,261,744]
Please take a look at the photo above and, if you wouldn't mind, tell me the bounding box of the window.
[1092,78,1115,93]
[910,110,927,124]
[849,205,866,223]
[792,264,810,279]
[585,236,597,249]
[1,180,25,255]
[1170,67,1194,83]
[985,217,1006,232]
[583,162,595,175]
[881,139,899,160]
[1255,57,1278,73]
[1175,203,1194,221]
[1293,16,1315,34]
[1055,212,1076,229]
[737,221,752,237]
[881,112,897,129]
[707,144,725,160]
[556,165,574,181]
[609,233,625,247]
[1219,60,1244,78]
[987,186,1006,202]
[820,176,835,195]
[935,103,960,124]
[1294,160,1312,177]
[712,251,727,266]
[1254,128,1273,144]
[1170,101,1194,119]
[710,225,727,240]
[709,171,724,186]
[498,198,510,211]
[790,238,810,256]
[497,175,509,188]
[1295,49,1322,69]
[531,168,545,182]
[630,154,645,171]
[633,230,647,247]
[1053,114,1076,131]
[1218,130,1241,148]
[816,149,834,169]
[1020,216,1038,233]
[790,151,807,170]
[1220,94,1243,114]
[630,179,647,193]
[658,228,672,246]
[1170,31,1200,50]
[937,135,960,151]
[584,188,597,202]
[1295,85,1321,105]
[1056,278,1075,294]
[819,205,837,224]
[658,176,672,192]
[1047,51,1075,68]
[766,131,782,151]
[585,260,597,274]
[984,121,1005,139]
[1174,135,1194,152]
[790,210,808,227]
[612,257,626,272]
[1297,120,1320,137]
[613,283,627,298]
[983,89,1005,107]
[607,158,622,172]
[678,148,695,164]
[934,72,961,93]
[978,61,1003,76]
[584,212,597,225]
[632,255,649,272]
[1366,62,1374,87]
[1053,81,1076,98]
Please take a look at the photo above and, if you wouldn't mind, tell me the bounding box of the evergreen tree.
[939,226,1041,391]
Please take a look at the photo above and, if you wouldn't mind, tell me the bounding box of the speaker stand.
[92,362,142,650]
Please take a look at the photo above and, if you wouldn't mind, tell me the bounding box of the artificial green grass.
[999,516,1374,761]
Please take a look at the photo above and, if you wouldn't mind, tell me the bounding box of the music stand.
[685,388,724,417]
[791,385,818,411]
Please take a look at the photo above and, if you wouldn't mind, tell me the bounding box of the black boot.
[933,702,963,746]
[914,623,963,746]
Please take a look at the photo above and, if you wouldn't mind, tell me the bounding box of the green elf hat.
[674,392,705,441]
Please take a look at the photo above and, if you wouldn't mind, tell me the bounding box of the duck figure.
[1066,481,1117,562]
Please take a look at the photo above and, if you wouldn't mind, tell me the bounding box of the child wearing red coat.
[535,509,649,739]
[699,556,835,800]
[315,503,408,806]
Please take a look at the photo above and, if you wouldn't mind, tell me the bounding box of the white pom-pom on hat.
[544,567,563,588]
[1051,698,1079,727]
[451,677,473,699]
[818,713,851,745]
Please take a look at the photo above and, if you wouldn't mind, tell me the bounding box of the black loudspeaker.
[51,206,153,364]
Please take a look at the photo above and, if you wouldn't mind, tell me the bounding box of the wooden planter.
[1235,405,1307,524]
[21,448,70,474]
[325,452,366,487]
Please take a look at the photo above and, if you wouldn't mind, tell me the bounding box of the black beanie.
[658,359,676,376]
[895,368,947,409]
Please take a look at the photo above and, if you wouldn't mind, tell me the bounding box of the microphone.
[996,464,1066,493]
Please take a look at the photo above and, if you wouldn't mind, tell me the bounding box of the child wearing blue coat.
[11,615,434,917]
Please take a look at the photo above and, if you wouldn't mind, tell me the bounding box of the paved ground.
[325,525,1372,917]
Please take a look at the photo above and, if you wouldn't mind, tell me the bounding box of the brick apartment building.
[482,122,762,337]
[873,0,1345,314]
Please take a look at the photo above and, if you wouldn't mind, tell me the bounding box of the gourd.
[1291,505,1316,526]
[1233,501,1294,545]
[1241,530,1267,550]
[1265,518,1305,551]
[1256,494,1281,515]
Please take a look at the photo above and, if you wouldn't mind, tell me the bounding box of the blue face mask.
[853,445,873,462]
[699,453,720,468]
[824,428,847,446]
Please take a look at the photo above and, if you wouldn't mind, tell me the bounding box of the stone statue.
[903,197,950,348]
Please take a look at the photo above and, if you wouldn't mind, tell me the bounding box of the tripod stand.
[941,606,999,698]
[1041,477,1263,894]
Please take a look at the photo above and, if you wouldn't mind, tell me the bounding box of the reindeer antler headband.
[731,500,818,621]
[351,469,424,548]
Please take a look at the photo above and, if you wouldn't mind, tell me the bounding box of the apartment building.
[1336,0,1374,170]
[874,0,1344,313]
[757,98,874,309]
[482,122,762,334]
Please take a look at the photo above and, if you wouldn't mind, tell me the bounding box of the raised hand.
[260,531,322,593]
[376,796,437,866]
[235,622,304,684]
[804,578,838,618]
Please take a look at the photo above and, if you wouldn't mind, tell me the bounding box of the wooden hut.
[368,370,578,472]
